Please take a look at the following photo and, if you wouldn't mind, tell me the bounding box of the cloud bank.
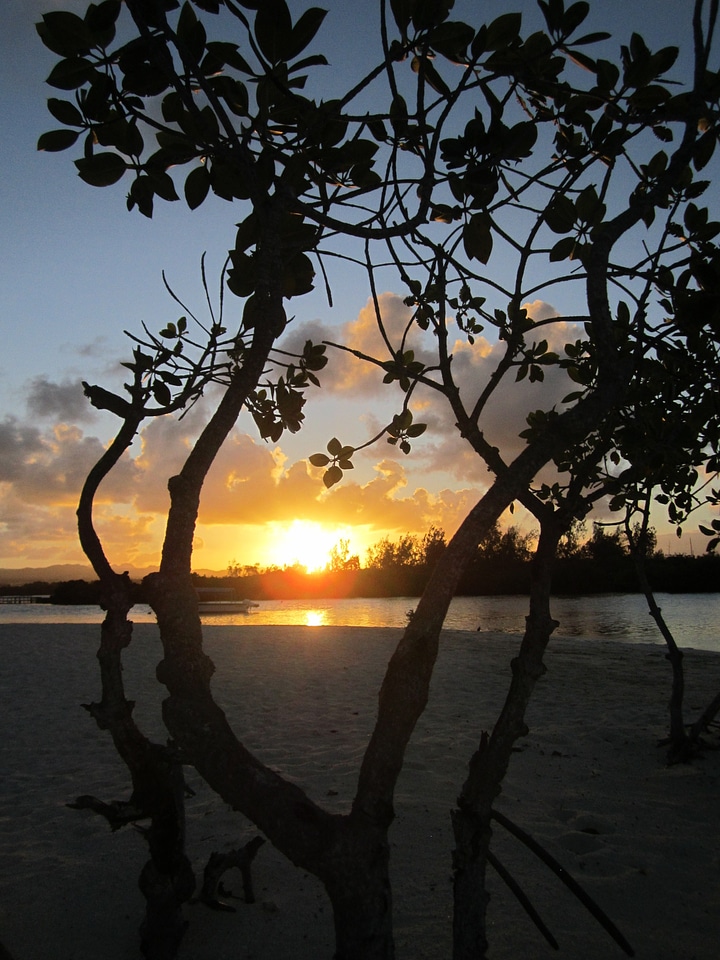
[1,295,584,569]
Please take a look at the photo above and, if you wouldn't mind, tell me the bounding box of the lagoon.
[0,592,718,651]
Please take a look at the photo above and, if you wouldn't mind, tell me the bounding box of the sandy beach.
[1,623,719,959]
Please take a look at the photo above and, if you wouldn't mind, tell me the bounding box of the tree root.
[198,836,266,911]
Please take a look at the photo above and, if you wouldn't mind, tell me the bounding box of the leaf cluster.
[248,340,328,442]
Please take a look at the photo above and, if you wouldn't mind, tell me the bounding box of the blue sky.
[0,0,714,573]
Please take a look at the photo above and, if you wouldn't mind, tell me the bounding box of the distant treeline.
[2,524,717,604]
[204,552,720,601]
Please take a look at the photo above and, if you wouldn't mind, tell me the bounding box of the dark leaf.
[575,185,604,225]
[389,0,414,35]
[126,175,155,217]
[323,464,343,488]
[561,2,590,37]
[177,1,207,63]
[75,151,126,186]
[390,94,409,135]
[426,21,475,62]
[45,57,95,90]
[412,56,452,97]
[564,47,596,72]
[152,380,172,406]
[545,194,576,233]
[595,58,619,90]
[95,117,144,156]
[37,128,80,152]
[651,45,679,77]
[485,12,522,51]
[406,423,427,438]
[628,85,671,111]
[205,41,254,74]
[82,74,114,122]
[537,0,563,34]
[234,213,259,253]
[412,0,454,31]
[285,53,329,72]
[351,164,382,190]
[309,453,330,467]
[693,130,716,172]
[286,7,327,61]
[571,31,611,46]
[209,158,251,200]
[255,0,293,63]
[212,76,249,115]
[37,11,93,56]
[85,1,122,38]
[549,236,577,262]
[282,252,315,298]
[431,203,457,223]
[184,164,210,209]
[227,251,257,298]
[463,212,493,264]
[148,170,179,202]
[47,97,84,127]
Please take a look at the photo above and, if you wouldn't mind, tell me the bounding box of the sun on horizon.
[263,520,359,573]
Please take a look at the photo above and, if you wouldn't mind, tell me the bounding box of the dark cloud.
[0,418,45,482]
[25,377,95,423]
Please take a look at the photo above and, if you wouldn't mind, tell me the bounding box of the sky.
[0,0,715,576]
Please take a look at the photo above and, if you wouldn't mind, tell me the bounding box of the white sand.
[0,623,719,960]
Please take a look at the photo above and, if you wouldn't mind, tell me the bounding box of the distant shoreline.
[1,552,718,604]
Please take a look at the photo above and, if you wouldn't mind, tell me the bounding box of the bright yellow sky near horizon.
[223,520,367,573]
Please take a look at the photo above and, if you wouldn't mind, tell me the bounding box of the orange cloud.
[0,294,587,572]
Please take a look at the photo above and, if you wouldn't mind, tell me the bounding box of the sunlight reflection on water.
[0,593,718,650]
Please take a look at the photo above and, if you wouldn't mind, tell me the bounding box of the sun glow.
[266,520,352,572]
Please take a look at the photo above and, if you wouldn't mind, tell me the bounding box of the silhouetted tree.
[328,538,361,572]
[39,1,720,957]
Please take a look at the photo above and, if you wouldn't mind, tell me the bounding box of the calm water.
[1,593,718,651]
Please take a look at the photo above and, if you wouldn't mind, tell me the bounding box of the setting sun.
[265,521,353,572]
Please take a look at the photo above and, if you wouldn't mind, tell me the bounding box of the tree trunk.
[629,548,691,761]
[77,421,195,959]
[321,820,394,960]
[148,566,397,956]
[452,513,563,959]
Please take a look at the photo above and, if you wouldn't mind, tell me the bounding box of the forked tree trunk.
[146,363,632,956]
[141,175,637,951]
[146,462,550,957]
[76,421,195,959]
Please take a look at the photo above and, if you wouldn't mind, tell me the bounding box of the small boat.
[197,599,259,615]
[195,588,259,615]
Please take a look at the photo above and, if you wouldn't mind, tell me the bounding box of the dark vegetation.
[32,1,720,958]
[2,527,717,603]
[214,524,720,598]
